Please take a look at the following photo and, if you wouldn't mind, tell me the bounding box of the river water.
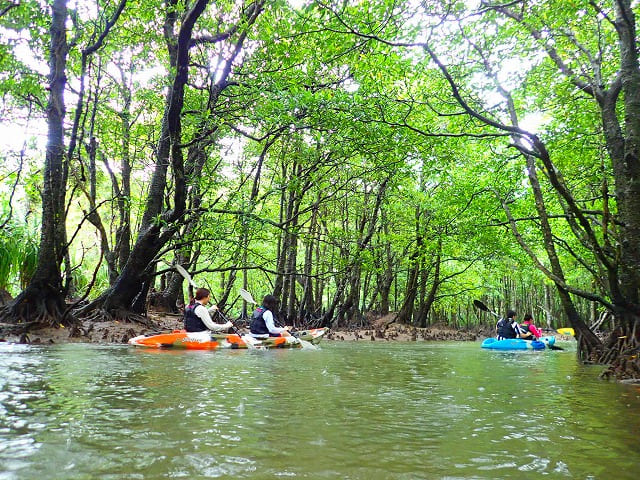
[0,340,638,479]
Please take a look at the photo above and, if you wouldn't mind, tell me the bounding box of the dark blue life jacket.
[250,307,269,335]
[497,318,517,339]
[184,303,207,332]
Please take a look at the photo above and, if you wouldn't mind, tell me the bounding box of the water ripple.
[0,342,638,479]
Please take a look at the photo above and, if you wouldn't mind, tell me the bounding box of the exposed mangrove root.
[325,322,486,342]
[0,283,77,342]
[77,307,158,329]
[599,328,640,381]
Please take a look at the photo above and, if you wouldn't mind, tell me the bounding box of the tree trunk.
[0,0,69,332]
[397,206,427,325]
[378,222,394,315]
[298,201,319,323]
[418,238,442,328]
[323,176,391,327]
[157,136,210,311]
[115,63,133,273]
[397,254,420,325]
[82,0,211,318]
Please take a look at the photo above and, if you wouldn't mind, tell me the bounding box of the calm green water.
[1,340,639,479]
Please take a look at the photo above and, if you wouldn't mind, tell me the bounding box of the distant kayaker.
[495,310,520,340]
[250,294,291,338]
[518,313,542,340]
[184,288,233,333]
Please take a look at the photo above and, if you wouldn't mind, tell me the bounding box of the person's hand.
[224,321,233,329]
[207,304,218,314]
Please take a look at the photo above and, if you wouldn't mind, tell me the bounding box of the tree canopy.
[1,0,639,379]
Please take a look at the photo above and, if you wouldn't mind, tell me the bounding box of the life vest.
[519,323,531,335]
[184,303,207,332]
[250,307,269,335]
[497,318,517,339]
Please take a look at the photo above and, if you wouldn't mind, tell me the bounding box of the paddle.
[239,288,257,306]
[239,288,287,328]
[240,288,288,329]
[473,300,499,318]
[172,265,259,349]
[175,264,197,289]
[239,288,315,349]
[474,299,564,350]
[211,306,262,349]
[474,299,568,331]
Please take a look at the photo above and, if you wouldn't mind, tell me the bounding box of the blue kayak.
[481,336,556,350]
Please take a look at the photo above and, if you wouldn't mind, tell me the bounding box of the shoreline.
[3,311,576,346]
[2,314,496,345]
[324,322,488,342]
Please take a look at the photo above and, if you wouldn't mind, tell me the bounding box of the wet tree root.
[0,283,76,342]
[79,308,158,329]
[599,329,640,381]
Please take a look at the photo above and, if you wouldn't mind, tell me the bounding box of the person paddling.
[250,294,291,338]
[495,310,520,340]
[519,313,542,340]
[184,287,233,333]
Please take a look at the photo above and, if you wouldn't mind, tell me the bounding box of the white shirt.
[263,309,287,334]
[193,302,231,331]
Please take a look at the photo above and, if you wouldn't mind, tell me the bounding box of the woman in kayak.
[495,310,520,340]
[250,294,291,338]
[184,288,233,333]
[519,313,542,340]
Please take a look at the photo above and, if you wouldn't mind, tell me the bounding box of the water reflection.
[0,341,639,479]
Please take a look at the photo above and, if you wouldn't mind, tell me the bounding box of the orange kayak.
[128,328,328,350]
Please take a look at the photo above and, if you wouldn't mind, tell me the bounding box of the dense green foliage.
[1,0,638,370]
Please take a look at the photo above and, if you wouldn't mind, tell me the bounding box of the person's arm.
[513,322,521,338]
[195,304,232,331]
[530,324,542,338]
[519,323,533,338]
[263,310,287,334]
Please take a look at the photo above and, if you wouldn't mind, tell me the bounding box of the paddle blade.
[473,300,489,312]
[239,288,257,305]
[473,300,499,318]
[241,334,259,349]
[175,264,197,288]
[297,338,317,350]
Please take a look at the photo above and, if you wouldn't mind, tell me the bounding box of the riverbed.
[1,340,638,479]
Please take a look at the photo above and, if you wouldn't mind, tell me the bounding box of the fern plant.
[0,220,39,295]
[19,236,38,290]
[0,239,14,292]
